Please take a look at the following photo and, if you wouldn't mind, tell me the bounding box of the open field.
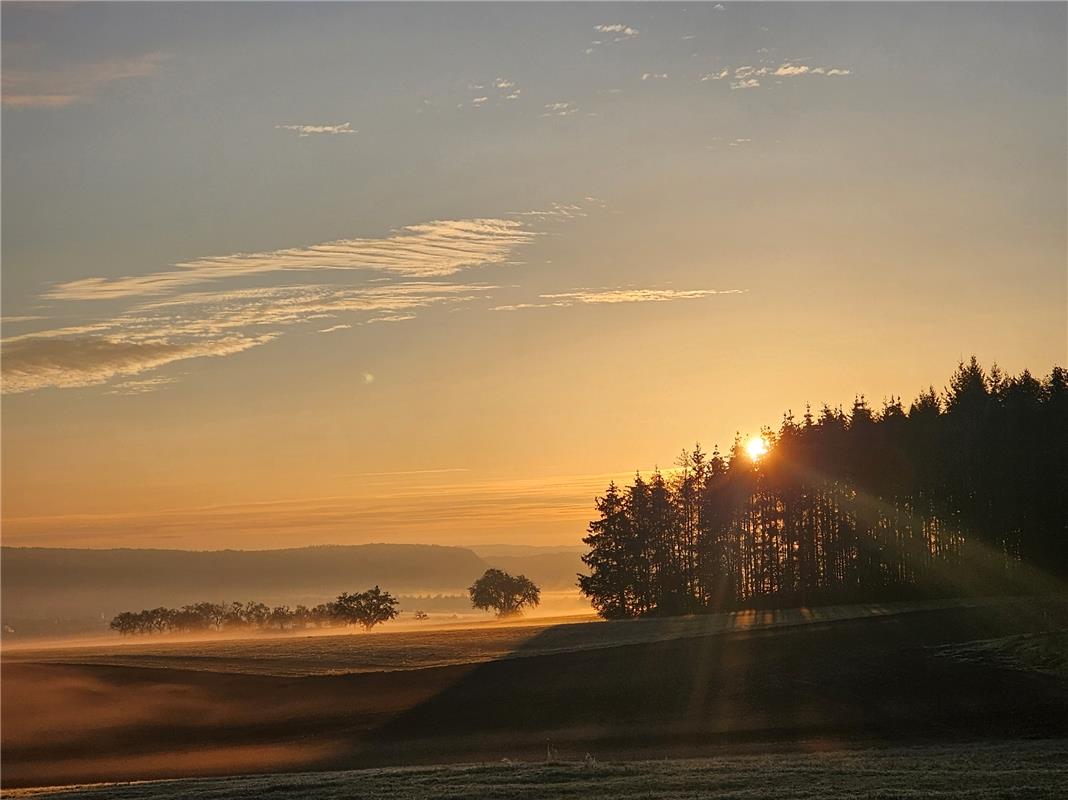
[10,741,1068,800]
[1,598,1010,676]
[3,598,1067,790]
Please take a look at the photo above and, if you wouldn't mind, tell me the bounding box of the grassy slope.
[3,598,1006,676]
[3,598,1067,789]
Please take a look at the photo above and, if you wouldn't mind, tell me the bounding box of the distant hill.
[1,544,490,624]
[468,544,585,558]
[465,544,585,590]
[1,543,591,638]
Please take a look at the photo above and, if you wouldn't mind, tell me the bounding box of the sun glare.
[745,436,769,461]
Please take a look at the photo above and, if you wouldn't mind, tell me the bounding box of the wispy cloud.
[46,218,540,301]
[460,77,521,108]
[106,376,180,396]
[342,467,470,479]
[586,23,640,55]
[642,73,669,81]
[775,64,851,77]
[712,62,852,90]
[275,122,356,137]
[594,24,639,38]
[542,101,579,117]
[1,333,274,394]
[493,287,746,311]
[17,200,603,393]
[0,468,668,548]
[2,52,166,108]
[732,78,761,90]
[494,77,521,100]
[700,69,729,82]
[509,202,596,221]
[0,470,621,548]
[129,282,493,331]
[4,283,493,394]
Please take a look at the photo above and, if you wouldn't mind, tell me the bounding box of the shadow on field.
[370,598,1068,763]
[4,598,1067,788]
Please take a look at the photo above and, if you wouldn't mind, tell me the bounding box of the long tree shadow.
[6,599,1067,788]
[364,599,1068,765]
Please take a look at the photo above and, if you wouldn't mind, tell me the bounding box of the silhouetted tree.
[579,359,1067,618]
[469,568,541,617]
[332,586,400,630]
[109,611,139,636]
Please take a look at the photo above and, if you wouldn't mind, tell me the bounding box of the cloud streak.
[15,201,602,393]
[717,62,852,90]
[493,287,746,311]
[586,23,640,54]
[2,53,166,108]
[459,78,521,108]
[46,218,540,301]
[2,334,273,394]
[542,101,579,117]
[106,376,180,396]
[275,123,356,137]
[4,283,493,394]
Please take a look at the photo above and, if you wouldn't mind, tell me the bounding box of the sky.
[2,2,1065,550]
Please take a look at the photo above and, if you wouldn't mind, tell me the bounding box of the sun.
[745,436,769,461]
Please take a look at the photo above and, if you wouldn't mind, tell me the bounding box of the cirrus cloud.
[275,122,356,137]
[46,218,540,301]
[492,287,746,311]
[721,62,852,90]
[4,282,496,394]
[1,333,274,394]
[2,52,167,108]
[586,23,640,55]
[13,201,604,394]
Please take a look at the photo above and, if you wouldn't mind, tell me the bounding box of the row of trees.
[109,586,399,635]
[109,570,546,636]
[579,359,1067,618]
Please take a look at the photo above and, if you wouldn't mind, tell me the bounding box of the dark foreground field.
[8,741,1068,800]
[3,598,1067,792]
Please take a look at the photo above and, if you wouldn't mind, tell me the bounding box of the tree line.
[579,358,1067,618]
[109,569,545,636]
[109,586,399,635]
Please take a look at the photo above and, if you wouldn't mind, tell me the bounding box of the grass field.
[9,741,1068,799]
[4,597,1067,791]
[2,598,1010,677]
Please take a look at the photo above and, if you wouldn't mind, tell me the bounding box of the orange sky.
[3,3,1065,549]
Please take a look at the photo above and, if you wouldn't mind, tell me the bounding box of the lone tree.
[333,586,400,630]
[469,568,541,618]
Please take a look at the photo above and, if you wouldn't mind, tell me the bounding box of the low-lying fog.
[2,590,594,651]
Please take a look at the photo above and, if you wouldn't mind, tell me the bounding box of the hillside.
[3,598,1066,788]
